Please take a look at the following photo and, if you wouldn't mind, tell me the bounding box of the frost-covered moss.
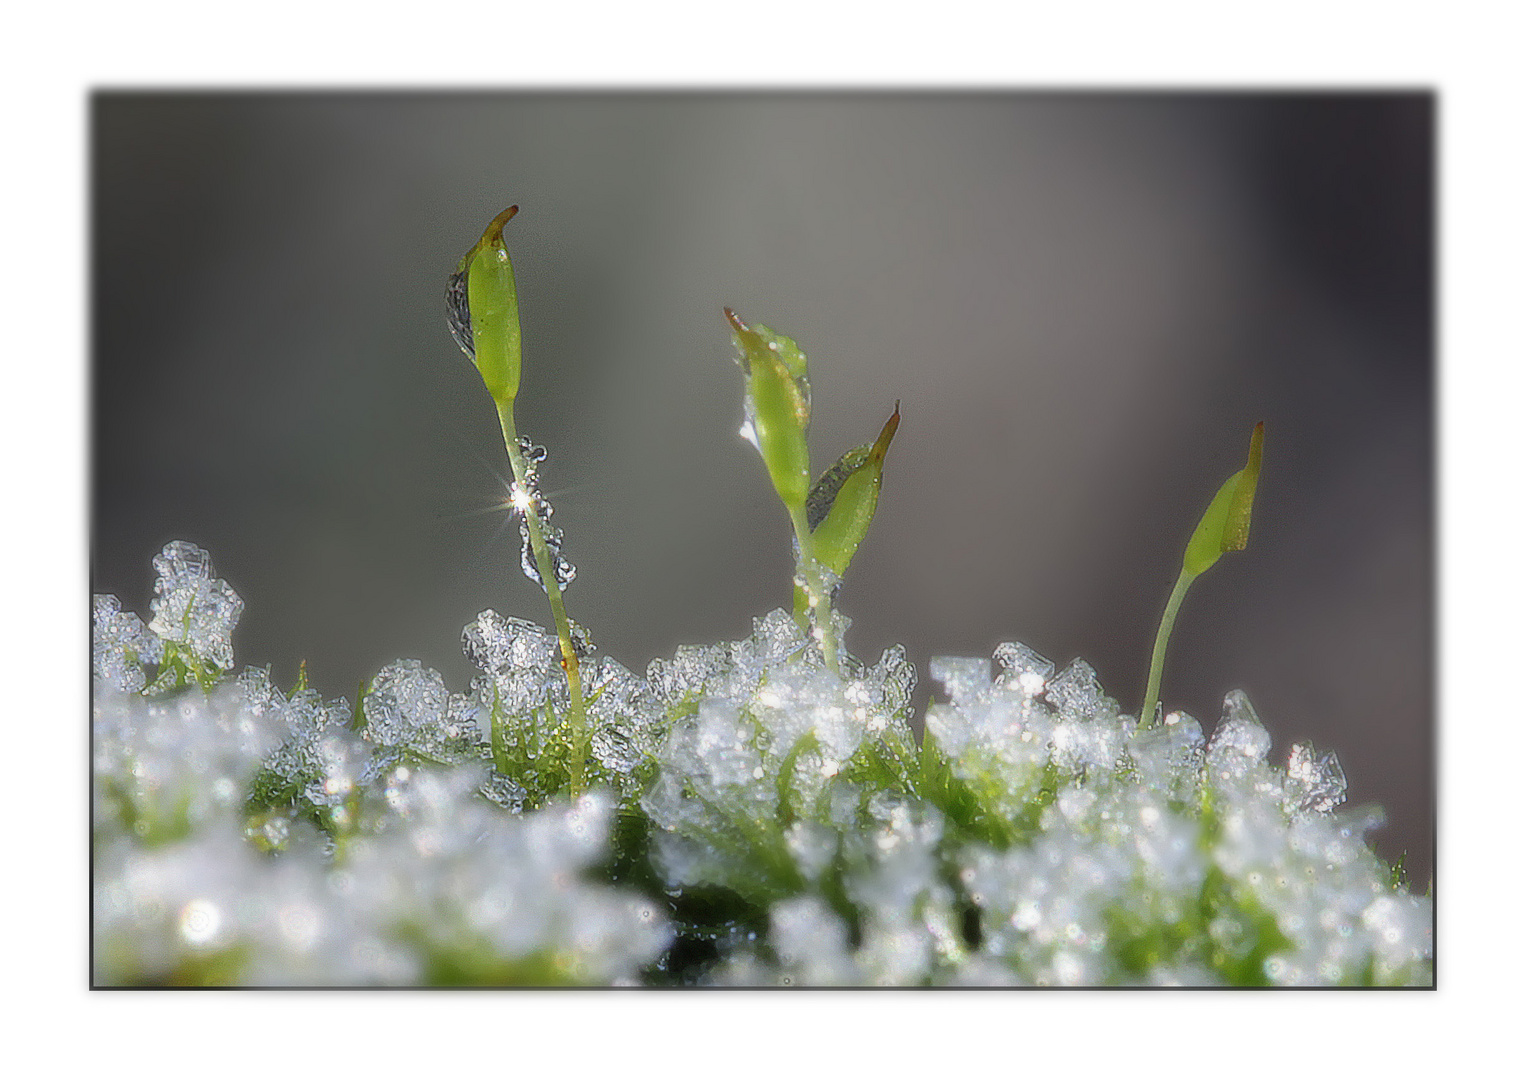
[92,542,1431,986]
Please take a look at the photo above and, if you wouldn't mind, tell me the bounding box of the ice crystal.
[1042,657,1119,723]
[586,658,664,786]
[508,438,576,592]
[462,609,566,765]
[362,659,450,750]
[464,608,559,674]
[146,540,243,673]
[93,594,163,692]
[993,640,1054,697]
[1284,740,1348,815]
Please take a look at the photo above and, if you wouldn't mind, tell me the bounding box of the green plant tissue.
[92,541,1431,987]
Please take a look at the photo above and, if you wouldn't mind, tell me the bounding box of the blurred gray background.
[93,93,1433,887]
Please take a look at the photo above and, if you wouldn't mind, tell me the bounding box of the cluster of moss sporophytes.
[90,207,1431,986]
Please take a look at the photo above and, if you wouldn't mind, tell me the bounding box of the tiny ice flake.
[1042,658,1116,721]
[993,641,1054,697]
[1284,741,1348,814]
[1207,690,1272,781]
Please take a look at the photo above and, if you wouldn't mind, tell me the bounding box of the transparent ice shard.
[146,540,244,673]
[1050,714,1128,777]
[993,641,1054,698]
[923,652,1056,809]
[749,667,870,811]
[517,435,546,466]
[646,641,730,703]
[928,656,992,706]
[462,609,565,737]
[478,770,528,812]
[242,676,384,815]
[442,692,485,750]
[362,659,450,750]
[836,644,920,763]
[235,664,280,717]
[1206,689,1272,784]
[1042,658,1118,722]
[738,608,812,676]
[93,594,163,692]
[676,699,771,805]
[1041,660,1128,778]
[1210,690,1270,756]
[1283,741,1347,815]
[567,619,597,659]
[863,643,917,719]
[463,609,559,674]
[1126,709,1206,802]
[586,657,665,786]
[445,265,473,358]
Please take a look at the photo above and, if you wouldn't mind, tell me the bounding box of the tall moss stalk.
[449,206,588,795]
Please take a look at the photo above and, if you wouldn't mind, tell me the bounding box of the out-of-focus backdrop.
[93,93,1433,886]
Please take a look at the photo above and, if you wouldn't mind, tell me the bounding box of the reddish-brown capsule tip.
[723,307,748,334]
[870,401,901,463]
[484,204,519,245]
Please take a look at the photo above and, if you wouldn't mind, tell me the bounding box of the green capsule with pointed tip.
[447,205,523,407]
[794,402,901,620]
[1183,421,1264,575]
[807,402,900,572]
[726,307,812,510]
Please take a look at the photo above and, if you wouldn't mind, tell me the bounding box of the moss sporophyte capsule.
[793,403,901,623]
[1183,420,1264,576]
[726,307,812,510]
[806,402,900,573]
[447,205,522,407]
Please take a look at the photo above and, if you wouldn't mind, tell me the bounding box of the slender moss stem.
[1140,567,1197,729]
[496,401,588,797]
[786,502,839,674]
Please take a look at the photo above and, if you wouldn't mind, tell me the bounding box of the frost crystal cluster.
[93,542,1431,986]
